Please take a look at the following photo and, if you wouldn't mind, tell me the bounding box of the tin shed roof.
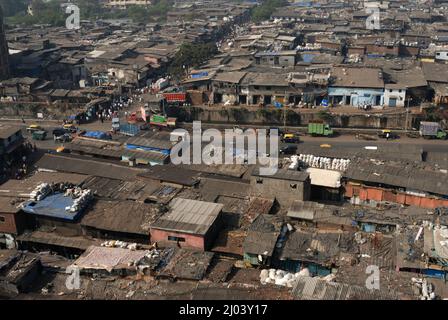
[151,198,223,236]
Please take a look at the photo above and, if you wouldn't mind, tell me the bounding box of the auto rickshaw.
[26,124,43,133]
[378,129,399,140]
[63,123,78,133]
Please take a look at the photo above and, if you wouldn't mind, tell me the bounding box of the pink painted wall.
[150,228,205,251]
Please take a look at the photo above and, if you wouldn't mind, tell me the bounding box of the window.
[399,89,402,93]
[254,86,260,90]
[265,86,271,90]
[437,52,441,56]
[389,89,393,93]
[168,236,185,242]
[290,183,298,189]
[256,178,263,184]
[0,216,5,223]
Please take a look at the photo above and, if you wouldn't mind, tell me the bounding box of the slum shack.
[287,200,355,231]
[0,197,27,244]
[0,250,41,298]
[277,230,358,276]
[156,248,214,282]
[243,214,283,267]
[80,200,162,244]
[71,245,162,277]
[150,198,224,251]
[21,183,93,227]
[250,168,311,207]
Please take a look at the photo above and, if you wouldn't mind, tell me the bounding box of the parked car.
[279,145,298,155]
[54,133,72,143]
[52,128,67,137]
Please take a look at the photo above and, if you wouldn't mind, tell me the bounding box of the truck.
[163,92,187,104]
[308,120,333,137]
[119,123,140,136]
[32,130,47,141]
[419,122,447,139]
[150,115,177,128]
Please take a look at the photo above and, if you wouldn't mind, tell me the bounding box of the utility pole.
[283,90,287,130]
[405,97,410,132]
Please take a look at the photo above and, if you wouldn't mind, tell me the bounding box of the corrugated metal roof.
[151,198,223,235]
[0,125,21,139]
[126,136,173,150]
[345,159,448,196]
[36,154,145,181]
[292,276,398,300]
[138,165,200,186]
[252,168,309,182]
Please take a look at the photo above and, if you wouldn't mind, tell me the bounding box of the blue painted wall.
[328,87,384,106]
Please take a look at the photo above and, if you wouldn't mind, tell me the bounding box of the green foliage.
[424,106,442,122]
[5,0,173,26]
[286,109,300,125]
[6,0,66,27]
[0,0,28,17]
[251,0,287,23]
[317,109,333,122]
[169,42,218,78]
[96,0,173,23]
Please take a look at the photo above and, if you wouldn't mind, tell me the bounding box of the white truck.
[419,122,447,139]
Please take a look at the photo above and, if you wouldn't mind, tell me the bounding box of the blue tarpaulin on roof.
[301,53,317,63]
[423,269,446,279]
[126,144,171,155]
[83,131,111,140]
[191,72,209,78]
[22,193,84,221]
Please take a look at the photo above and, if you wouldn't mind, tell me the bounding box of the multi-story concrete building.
[103,0,152,9]
[0,6,10,80]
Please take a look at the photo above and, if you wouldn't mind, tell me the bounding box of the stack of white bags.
[260,268,311,288]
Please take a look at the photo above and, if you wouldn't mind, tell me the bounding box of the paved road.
[296,137,448,153]
[2,118,447,154]
[179,122,448,153]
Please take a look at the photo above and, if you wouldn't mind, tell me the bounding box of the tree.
[169,42,218,78]
[251,0,287,23]
[0,0,28,17]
